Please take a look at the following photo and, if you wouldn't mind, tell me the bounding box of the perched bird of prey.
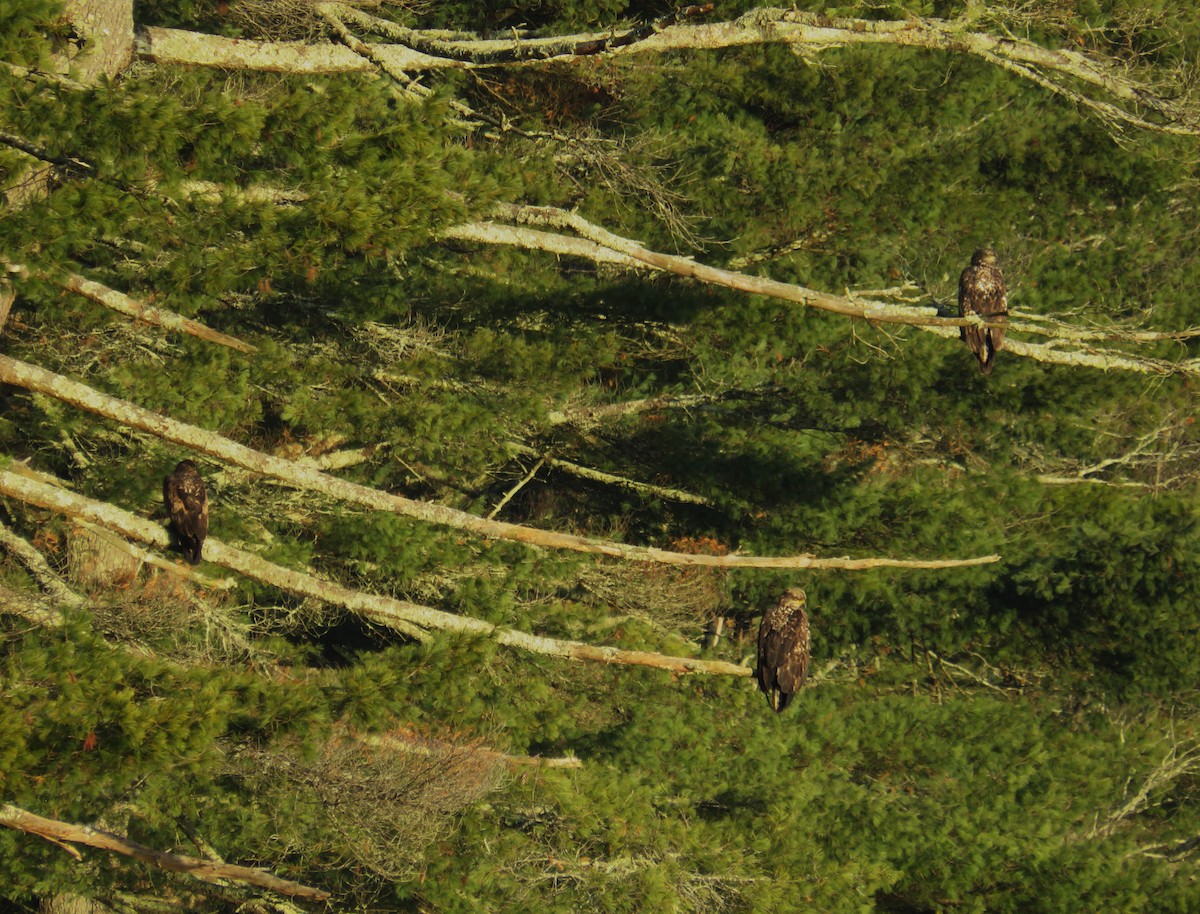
[163,460,208,564]
[958,247,1008,375]
[756,587,810,713]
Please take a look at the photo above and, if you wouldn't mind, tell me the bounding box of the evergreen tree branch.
[0,803,331,901]
[56,273,257,354]
[0,466,755,678]
[0,355,999,571]
[0,131,96,180]
[137,8,1199,135]
[451,206,1200,376]
[0,131,159,200]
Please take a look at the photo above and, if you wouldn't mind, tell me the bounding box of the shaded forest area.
[2,0,1199,911]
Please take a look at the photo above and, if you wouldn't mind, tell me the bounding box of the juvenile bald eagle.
[958,248,1008,375]
[756,587,810,713]
[164,460,208,564]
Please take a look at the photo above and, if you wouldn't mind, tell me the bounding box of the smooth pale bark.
[449,207,1200,377]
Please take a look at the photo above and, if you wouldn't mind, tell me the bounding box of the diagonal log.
[0,355,1000,571]
[0,803,330,900]
[59,274,257,354]
[0,466,753,677]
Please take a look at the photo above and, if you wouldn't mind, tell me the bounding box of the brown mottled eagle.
[958,247,1008,375]
[164,460,208,564]
[756,587,810,713]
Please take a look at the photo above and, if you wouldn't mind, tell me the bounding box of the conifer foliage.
[2,1,1200,911]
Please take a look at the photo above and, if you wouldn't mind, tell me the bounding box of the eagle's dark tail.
[181,536,202,564]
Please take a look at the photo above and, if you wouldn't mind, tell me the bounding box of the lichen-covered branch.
[0,517,83,611]
[0,581,68,629]
[0,355,998,571]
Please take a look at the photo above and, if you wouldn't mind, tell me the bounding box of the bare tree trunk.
[67,523,143,589]
[39,894,113,914]
[0,283,14,334]
[58,0,135,83]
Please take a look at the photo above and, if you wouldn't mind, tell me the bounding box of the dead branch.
[0,803,330,900]
[177,179,311,206]
[1034,413,1200,491]
[0,581,68,628]
[486,453,546,520]
[0,467,757,677]
[448,205,1200,377]
[0,355,999,571]
[1090,736,1200,840]
[449,210,951,326]
[546,392,727,429]
[58,274,257,354]
[136,7,1200,136]
[362,732,582,769]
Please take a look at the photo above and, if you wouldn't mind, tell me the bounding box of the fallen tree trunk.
[0,355,1001,571]
[0,803,329,900]
[0,467,753,677]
